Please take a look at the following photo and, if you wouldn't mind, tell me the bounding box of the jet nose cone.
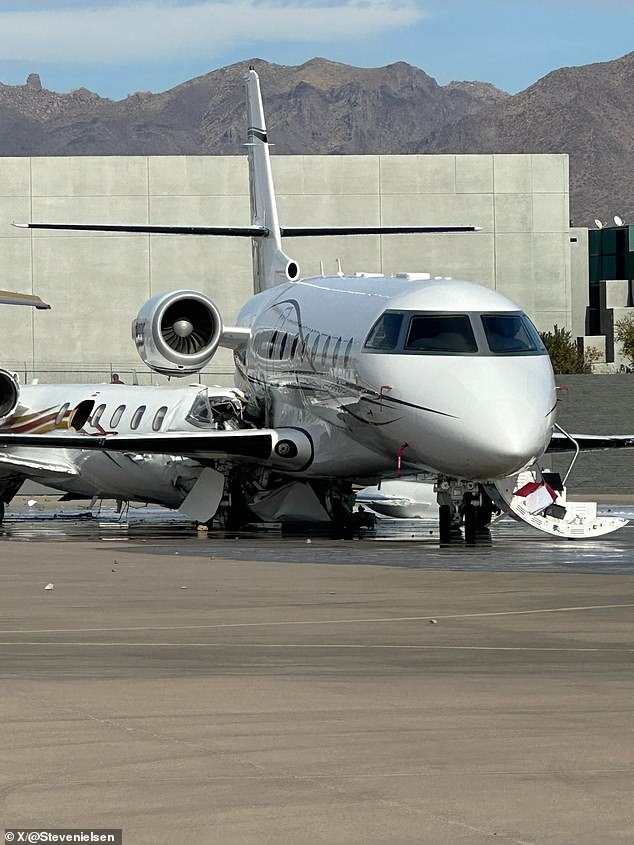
[467,398,552,478]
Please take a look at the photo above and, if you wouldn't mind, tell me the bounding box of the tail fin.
[245,68,299,293]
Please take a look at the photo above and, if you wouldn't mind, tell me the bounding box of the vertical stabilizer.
[245,68,299,293]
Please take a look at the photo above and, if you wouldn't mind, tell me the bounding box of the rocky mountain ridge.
[1,54,632,226]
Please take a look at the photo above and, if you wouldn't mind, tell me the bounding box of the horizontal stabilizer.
[13,222,269,237]
[14,222,479,238]
[279,225,480,236]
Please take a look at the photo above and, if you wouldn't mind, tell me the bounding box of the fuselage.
[0,383,227,504]
[235,273,557,482]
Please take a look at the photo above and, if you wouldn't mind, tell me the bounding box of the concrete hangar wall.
[0,152,583,385]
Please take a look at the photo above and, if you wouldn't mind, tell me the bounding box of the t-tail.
[13,66,480,291]
[245,67,300,293]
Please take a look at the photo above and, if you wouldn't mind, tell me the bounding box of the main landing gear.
[435,478,495,545]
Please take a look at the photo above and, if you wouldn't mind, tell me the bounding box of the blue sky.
[0,0,632,100]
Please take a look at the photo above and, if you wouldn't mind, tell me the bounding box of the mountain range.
[1,54,633,228]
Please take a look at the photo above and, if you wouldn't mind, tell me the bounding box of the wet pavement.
[4,496,634,575]
[1,496,633,844]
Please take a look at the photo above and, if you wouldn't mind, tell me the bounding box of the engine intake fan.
[0,369,19,423]
[133,291,223,376]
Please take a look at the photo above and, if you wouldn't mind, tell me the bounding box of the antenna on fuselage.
[245,67,300,293]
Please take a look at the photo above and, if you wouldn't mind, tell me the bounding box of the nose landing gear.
[435,478,495,545]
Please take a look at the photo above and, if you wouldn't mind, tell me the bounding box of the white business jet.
[0,381,248,524]
[0,283,246,524]
[1,69,624,541]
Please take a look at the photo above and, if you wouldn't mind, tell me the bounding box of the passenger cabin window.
[405,315,477,354]
[268,331,278,359]
[110,405,125,428]
[91,403,106,427]
[311,333,321,360]
[152,406,168,431]
[365,312,404,350]
[343,338,354,367]
[130,405,146,430]
[481,314,545,355]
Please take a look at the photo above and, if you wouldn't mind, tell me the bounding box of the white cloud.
[0,1,425,63]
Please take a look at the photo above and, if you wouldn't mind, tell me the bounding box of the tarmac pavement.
[1,513,633,844]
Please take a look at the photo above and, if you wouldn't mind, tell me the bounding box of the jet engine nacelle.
[0,369,20,423]
[132,291,223,377]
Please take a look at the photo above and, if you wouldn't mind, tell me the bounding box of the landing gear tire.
[439,504,452,545]
[224,477,250,531]
[463,501,477,545]
[476,488,494,530]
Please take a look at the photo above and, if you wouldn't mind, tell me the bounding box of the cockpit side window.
[364,312,404,350]
[481,314,546,354]
[404,315,477,354]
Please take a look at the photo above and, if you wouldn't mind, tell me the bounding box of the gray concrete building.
[0,151,585,385]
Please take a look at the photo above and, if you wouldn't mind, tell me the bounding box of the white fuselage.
[235,273,557,482]
[0,384,222,505]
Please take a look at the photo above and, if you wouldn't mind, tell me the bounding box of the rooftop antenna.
[614,215,624,227]
[594,219,604,229]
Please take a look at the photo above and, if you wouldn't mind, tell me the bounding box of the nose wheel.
[436,479,494,545]
[438,503,453,544]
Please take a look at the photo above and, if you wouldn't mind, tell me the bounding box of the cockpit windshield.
[364,312,404,350]
[481,314,545,354]
[404,315,477,353]
[363,309,547,357]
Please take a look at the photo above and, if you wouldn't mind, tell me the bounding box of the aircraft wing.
[548,433,634,451]
[0,427,313,472]
[0,289,50,309]
[0,451,79,477]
